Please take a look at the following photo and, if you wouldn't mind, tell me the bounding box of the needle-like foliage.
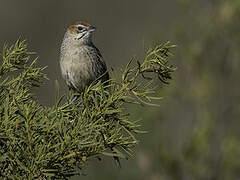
[0,39,176,179]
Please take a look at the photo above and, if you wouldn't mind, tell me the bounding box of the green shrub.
[0,39,176,179]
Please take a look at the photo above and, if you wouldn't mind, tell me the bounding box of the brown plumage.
[60,21,121,167]
[60,21,109,93]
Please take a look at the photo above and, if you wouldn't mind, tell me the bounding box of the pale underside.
[60,45,108,92]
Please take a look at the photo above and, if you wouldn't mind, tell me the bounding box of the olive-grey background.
[0,0,177,106]
[1,0,240,180]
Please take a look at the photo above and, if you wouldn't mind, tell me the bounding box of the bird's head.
[65,21,96,45]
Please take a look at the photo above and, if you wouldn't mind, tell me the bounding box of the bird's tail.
[113,155,121,168]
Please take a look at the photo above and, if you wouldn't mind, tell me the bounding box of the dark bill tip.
[88,26,96,32]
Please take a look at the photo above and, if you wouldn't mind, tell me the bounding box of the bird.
[60,21,109,99]
[59,21,121,167]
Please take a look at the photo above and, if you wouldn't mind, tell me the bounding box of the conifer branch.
[0,39,176,179]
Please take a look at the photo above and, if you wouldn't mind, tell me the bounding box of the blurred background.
[1,0,240,179]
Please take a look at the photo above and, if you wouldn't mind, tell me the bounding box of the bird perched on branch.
[59,21,120,167]
[60,21,109,99]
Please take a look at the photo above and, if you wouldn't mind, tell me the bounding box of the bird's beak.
[88,26,96,32]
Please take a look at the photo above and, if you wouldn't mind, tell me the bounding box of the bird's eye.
[77,26,83,31]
